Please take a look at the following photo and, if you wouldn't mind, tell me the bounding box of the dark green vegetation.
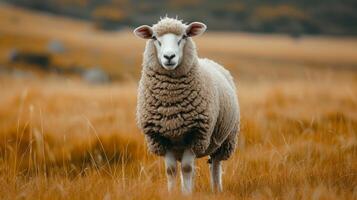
[4,0,357,35]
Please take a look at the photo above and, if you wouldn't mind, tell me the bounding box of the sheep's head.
[134,17,206,70]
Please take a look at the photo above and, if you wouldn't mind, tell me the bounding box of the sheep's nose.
[164,54,176,61]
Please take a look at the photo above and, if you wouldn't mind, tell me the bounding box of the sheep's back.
[197,58,240,156]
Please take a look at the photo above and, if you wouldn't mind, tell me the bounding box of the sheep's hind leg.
[209,157,223,192]
[165,151,177,192]
[209,132,237,192]
[180,149,195,194]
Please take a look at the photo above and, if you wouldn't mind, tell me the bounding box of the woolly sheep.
[134,17,240,194]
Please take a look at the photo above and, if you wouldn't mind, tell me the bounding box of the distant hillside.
[3,0,357,35]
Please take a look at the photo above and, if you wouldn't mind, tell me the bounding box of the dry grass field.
[0,4,356,200]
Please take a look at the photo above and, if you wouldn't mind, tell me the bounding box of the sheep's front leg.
[180,149,195,194]
[209,157,223,192]
[164,151,177,192]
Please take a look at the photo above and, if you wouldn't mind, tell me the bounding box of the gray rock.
[8,48,18,62]
[82,68,109,84]
[48,40,66,53]
[12,69,33,79]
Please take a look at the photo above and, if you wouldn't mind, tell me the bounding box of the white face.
[152,33,186,70]
[134,21,207,70]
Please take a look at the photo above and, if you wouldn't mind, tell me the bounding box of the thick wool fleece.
[152,17,186,36]
[136,18,240,161]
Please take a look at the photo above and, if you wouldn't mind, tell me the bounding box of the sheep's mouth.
[165,63,175,67]
[162,62,177,70]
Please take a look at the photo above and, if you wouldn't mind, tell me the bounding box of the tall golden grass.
[0,3,356,200]
[0,77,356,199]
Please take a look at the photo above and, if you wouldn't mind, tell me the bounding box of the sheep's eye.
[178,35,187,45]
[152,36,161,46]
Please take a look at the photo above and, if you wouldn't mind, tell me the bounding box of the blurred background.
[1,0,357,82]
[5,0,357,35]
[0,0,356,199]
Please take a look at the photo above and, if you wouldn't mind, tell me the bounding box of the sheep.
[134,17,240,194]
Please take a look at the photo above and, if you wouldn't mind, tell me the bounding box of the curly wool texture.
[152,17,186,36]
[136,18,240,161]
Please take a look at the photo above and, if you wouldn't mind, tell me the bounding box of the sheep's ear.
[134,25,153,39]
[186,22,207,37]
